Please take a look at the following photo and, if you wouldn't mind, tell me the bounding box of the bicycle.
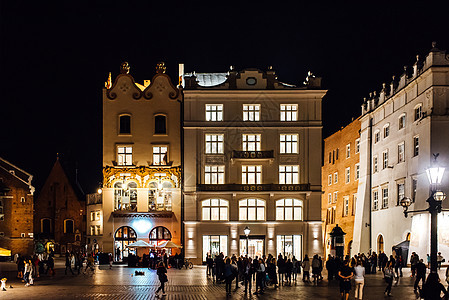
[177,258,193,269]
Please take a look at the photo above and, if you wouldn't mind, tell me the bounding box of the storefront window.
[114,226,137,261]
[149,226,172,247]
[203,235,227,261]
[277,235,302,260]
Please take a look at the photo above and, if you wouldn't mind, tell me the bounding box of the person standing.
[302,255,311,283]
[353,260,365,300]
[384,262,394,296]
[326,255,335,280]
[420,273,448,299]
[243,258,253,294]
[23,259,32,287]
[155,261,168,297]
[46,254,55,276]
[410,252,419,277]
[65,251,74,275]
[292,256,298,282]
[254,258,265,295]
[414,259,427,292]
[223,258,235,296]
[311,254,320,283]
[285,258,293,285]
[277,254,285,286]
[338,260,353,300]
[437,252,444,270]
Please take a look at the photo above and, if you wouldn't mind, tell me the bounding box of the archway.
[377,234,384,253]
[114,226,137,261]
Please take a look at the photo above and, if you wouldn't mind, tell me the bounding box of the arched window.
[149,226,172,247]
[398,113,406,130]
[114,226,137,261]
[202,199,228,221]
[276,199,303,220]
[119,115,131,134]
[41,218,51,234]
[239,199,265,221]
[406,232,411,241]
[377,234,384,253]
[114,181,123,210]
[64,219,74,234]
[154,115,167,134]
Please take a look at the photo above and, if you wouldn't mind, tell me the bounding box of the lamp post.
[400,155,447,273]
[244,226,251,256]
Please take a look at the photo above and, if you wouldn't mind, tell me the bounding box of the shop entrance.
[239,235,265,258]
[114,226,137,261]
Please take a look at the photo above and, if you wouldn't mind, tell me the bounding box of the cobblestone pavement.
[0,260,448,300]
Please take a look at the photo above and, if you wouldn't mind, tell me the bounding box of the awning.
[0,247,11,256]
[126,240,152,248]
[157,241,182,249]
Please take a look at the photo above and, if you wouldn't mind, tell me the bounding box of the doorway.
[239,235,265,258]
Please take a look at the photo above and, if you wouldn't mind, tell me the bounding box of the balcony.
[231,150,274,160]
[112,211,173,218]
[197,183,311,192]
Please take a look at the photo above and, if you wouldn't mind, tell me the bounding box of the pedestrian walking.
[414,259,426,292]
[155,261,168,297]
[410,252,419,277]
[292,256,298,282]
[338,260,353,300]
[353,260,365,300]
[312,254,320,283]
[23,259,32,287]
[384,262,394,296]
[65,251,74,275]
[302,255,311,283]
[420,273,448,299]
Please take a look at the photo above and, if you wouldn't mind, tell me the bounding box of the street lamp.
[400,155,447,273]
[244,226,250,256]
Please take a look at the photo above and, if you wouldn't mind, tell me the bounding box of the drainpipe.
[180,89,185,257]
[368,117,373,252]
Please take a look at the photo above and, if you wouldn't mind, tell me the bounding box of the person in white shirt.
[354,260,365,300]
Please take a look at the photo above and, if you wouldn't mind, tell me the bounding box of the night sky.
[1,1,448,194]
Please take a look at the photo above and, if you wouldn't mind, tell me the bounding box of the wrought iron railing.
[197,183,310,192]
[231,150,274,159]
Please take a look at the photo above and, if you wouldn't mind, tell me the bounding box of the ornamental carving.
[103,166,181,188]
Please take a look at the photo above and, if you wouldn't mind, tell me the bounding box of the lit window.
[382,187,389,209]
[355,164,360,180]
[383,124,390,138]
[279,165,299,184]
[334,172,338,184]
[398,142,405,163]
[382,150,389,169]
[202,199,228,221]
[343,196,349,216]
[205,134,224,154]
[206,104,223,121]
[373,190,379,210]
[397,183,405,206]
[280,134,298,154]
[373,156,378,173]
[346,144,350,158]
[280,104,298,121]
[242,134,261,151]
[355,139,360,154]
[414,105,422,121]
[90,212,95,221]
[243,104,260,121]
[90,225,95,236]
[239,199,265,221]
[276,199,303,221]
[95,225,101,235]
[328,174,332,186]
[153,146,168,165]
[205,165,225,184]
[119,115,131,134]
[399,114,406,130]
[117,146,133,166]
[242,165,262,184]
[345,167,350,184]
[96,210,101,220]
[413,136,419,156]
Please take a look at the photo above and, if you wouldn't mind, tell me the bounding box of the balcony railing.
[87,193,102,205]
[197,183,311,192]
[231,150,274,159]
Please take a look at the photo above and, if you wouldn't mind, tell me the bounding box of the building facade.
[321,118,360,258]
[34,159,86,254]
[0,157,34,256]
[353,43,449,261]
[182,67,326,264]
[97,62,182,261]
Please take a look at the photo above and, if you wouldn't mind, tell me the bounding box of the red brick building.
[34,159,86,254]
[0,157,35,256]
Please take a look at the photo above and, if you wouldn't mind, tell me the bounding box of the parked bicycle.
[177,258,193,269]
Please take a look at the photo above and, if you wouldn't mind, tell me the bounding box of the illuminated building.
[91,62,182,260]
[0,157,34,256]
[354,43,449,261]
[181,67,327,264]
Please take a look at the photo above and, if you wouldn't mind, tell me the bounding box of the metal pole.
[429,198,438,273]
[246,236,249,256]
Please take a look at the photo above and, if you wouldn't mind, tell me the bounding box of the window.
[374,130,380,143]
[90,211,95,221]
[119,115,131,134]
[280,104,298,121]
[334,172,338,184]
[328,193,332,204]
[355,139,360,154]
[20,197,25,203]
[154,115,167,134]
[383,124,390,138]
[398,142,405,163]
[242,134,261,151]
[373,190,379,210]
[414,104,422,121]
[373,156,378,173]
[382,150,389,169]
[149,226,172,245]
[239,199,265,221]
[96,210,101,220]
[202,199,229,221]
[345,167,350,184]
[114,181,137,211]
[41,218,51,233]
[328,152,332,163]
[397,183,405,206]
[399,114,406,130]
[205,165,225,184]
[412,178,417,203]
[242,166,261,184]
[413,136,419,156]
[153,146,168,165]
[279,165,299,184]
[95,225,101,235]
[343,196,349,216]
[90,225,95,236]
[346,144,351,158]
[334,191,338,203]
[276,199,303,220]
[205,134,224,154]
[328,174,332,186]
[382,187,389,209]
[280,134,298,154]
[203,235,227,262]
[352,195,357,215]
[243,104,260,121]
[117,146,133,166]
[355,164,360,180]
[336,149,339,160]
[331,207,336,223]
[206,104,223,121]
[64,219,74,234]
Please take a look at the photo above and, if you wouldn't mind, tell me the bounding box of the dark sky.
[1,1,448,194]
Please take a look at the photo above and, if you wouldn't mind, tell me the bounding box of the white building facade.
[353,44,449,261]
